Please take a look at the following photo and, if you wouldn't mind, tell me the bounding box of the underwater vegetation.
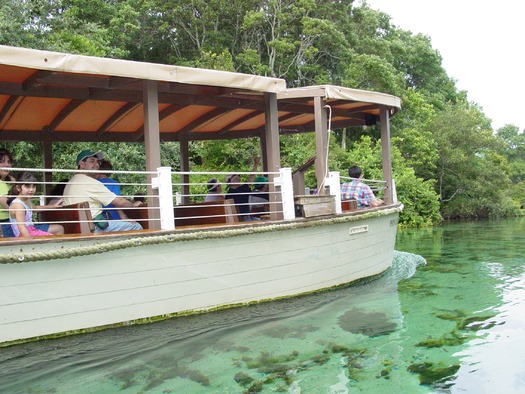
[111,358,210,392]
[398,278,439,297]
[338,308,398,337]
[415,309,499,349]
[436,309,500,332]
[415,332,468,348]
[407,361,460,387]
[231,343,372,392]
[107,305,400,392]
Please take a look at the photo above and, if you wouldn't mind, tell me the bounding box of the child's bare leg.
[49,224,64,235]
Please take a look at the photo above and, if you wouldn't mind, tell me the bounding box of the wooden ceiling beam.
[45,99,85,132]
[217,109,263,135]
[159,104,185,120]
[36,73,111,89]
[0,95,23,128]
[97,102,140,136]
[131,103,186,142]
[178,107,232,138]
[22,70,52,91]
[0,81,92,100]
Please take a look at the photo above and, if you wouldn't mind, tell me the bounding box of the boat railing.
[2,166,160,231]
[170,168,295,223]
[3,165,393,234]
[1,166,296,233]
[325,173,388,214]
[339,175,387,193]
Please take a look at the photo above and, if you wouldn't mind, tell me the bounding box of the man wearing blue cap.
[63,150,143,232]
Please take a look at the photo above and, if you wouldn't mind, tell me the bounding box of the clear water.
[1,218,524,393]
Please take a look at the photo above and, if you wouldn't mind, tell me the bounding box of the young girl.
[8,172,64,237]
[0,148,15,237]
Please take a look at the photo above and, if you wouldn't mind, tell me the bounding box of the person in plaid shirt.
[341,166,384,208]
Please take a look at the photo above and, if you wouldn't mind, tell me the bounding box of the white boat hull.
[0,206,401,345]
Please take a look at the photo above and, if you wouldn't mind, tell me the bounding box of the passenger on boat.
[205,178,224,202]
[0,148,15,237]
[249,175,269,216]
[96,159,126,221]
[46,179,68,205]
[341,166,384,208]
[63,150,143,232]
[8,172,64,237]
[225,156,260,221]
[133,194,145,203]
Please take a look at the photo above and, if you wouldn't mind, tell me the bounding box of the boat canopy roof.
[0,45,401,143]
[277,85,400,133]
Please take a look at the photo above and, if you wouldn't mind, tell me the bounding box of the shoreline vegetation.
[1,1,523,226]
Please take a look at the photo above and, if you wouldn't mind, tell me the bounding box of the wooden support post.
[314,96,328,195]
[43,139,53,200]
[380,106,394,205]
[263,92,282,220]
[143,80,162,229]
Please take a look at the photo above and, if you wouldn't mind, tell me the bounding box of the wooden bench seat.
[174,199,239,226]
[341,199,358,211]
[38,202,94,234]
[124,204,150,229]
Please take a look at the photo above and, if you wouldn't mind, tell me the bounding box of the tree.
[391,88,437,181]
[0,0,33,47]
[343,135,441,226]
[496,124,525,183]
[428,104,517,218]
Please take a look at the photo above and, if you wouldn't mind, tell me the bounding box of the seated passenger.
[205,178,224,202]
[249,175,269,215]
[0,148,15,237]
[47,178,69,205]
[8,172,64,237]
[96,159,127,220]
[341,165,384,208]
[225,156,260,221]
[63,150,143,233]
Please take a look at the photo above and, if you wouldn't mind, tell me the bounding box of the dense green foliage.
[1,0,523,225]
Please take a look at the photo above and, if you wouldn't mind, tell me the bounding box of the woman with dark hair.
[225,156,260,221]
[0,148,15,237]
[8,172,64,237]
[205,178,224,202]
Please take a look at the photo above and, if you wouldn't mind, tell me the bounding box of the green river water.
[1,218,524,393]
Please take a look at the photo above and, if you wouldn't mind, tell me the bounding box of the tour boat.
[0,45,402,346]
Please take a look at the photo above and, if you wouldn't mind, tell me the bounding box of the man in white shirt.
[63,150,143,232]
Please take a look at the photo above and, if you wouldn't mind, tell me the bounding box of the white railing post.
[327,171,342,214]
[276,167,295,220]
[175,192,182,206]
[392,178,398,204]
[152,167,175,230]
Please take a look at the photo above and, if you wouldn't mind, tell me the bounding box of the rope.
[0,205,403,264]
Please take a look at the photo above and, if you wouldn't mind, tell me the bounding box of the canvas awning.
[0,45,400,143]
[278,85,400,132]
